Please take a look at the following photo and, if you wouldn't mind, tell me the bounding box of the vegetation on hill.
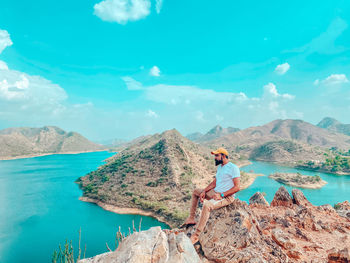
[269,172,327,188]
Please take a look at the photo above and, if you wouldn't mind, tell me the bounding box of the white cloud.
[155,0,163,14]
[94,0,151,24]
[146,109,158,118]
[0,29,13,54]
[0,60,9,70]
[145,84,248,105]
[323,74,348,86]
[274,63,290,75]
[122,76,143,90]
[149,65,160,77]
[263,83,294,99]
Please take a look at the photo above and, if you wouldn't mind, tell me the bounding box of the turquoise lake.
[0,152,168,263]
[1,153,349,263]
[238,161,350,206]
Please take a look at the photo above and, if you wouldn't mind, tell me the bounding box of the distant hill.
[317,117,350,136]
[186,125,240,143]
[0,126,105,159]
[204,119,350,165]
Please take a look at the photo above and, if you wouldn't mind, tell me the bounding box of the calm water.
[0,152,168,263]
[238,161,350,205]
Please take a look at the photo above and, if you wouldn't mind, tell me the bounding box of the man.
[182,147,241,244]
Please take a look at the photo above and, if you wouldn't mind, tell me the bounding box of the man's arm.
[199,178,216,202]
[212,177,240,200]
[222,177,240,197]
[203,178,216,193]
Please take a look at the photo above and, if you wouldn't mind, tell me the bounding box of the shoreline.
[79,197,172,228]
[0,149,108,161]
[294,165,350,176]
[240,172,264,190]
[251,158,350,176]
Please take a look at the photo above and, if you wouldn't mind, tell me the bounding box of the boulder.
[334,201,350,220]
[292,189,312,207]
[249,192,269,206]
[78,227,201,263]
[270,186,293,208]
[198,199,288,263]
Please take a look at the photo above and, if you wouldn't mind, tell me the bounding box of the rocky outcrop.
[81,187,350,263]
[249,192,269,206]
[334,201,350,220]
[79,226,201,263]
[270,186,294,208]
[292,189,312,207]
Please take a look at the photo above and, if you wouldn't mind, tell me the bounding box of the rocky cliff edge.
[79,187,350,263]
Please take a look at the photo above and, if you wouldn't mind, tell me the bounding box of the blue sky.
[1,0,350,141]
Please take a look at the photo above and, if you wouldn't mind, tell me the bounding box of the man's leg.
[183,188,203,225]
[190,195,235,244]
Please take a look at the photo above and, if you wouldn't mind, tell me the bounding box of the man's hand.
[199,191,206,202]
[213,193,222,201]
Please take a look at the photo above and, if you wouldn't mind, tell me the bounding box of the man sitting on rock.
[182,147,241,244]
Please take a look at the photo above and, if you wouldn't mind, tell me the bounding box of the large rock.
[291,189,312,207]
[79,227,201,263]
[249,192,269,206]
[271,186,293,208]
[334,201,350,220]
[198,200,288,263]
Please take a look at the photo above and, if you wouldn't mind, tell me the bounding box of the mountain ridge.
[0,126,105,159]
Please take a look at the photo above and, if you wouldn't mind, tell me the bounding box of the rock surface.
[249,192,269,206]
[334,201,350,220]
[270,186,294,208]
[78,226,201,263]
[80,187,350,263]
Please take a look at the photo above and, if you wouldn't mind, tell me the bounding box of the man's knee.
[193,188,203,197]
[202,200,213,212]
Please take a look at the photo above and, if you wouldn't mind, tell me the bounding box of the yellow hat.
[211,147,229,156]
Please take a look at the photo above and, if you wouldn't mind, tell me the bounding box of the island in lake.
[269,172,327,189]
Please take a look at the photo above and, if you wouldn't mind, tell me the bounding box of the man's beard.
[215,159,223,166]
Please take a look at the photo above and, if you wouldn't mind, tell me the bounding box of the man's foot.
[190,232,200,245]
[180,218,197,228]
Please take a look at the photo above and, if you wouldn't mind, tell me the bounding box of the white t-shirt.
[214,162,240,193]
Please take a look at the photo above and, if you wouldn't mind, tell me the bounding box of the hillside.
[317,117,350,136]
[78,129,251,227]
[0,126,104,159]
[205,119,350,165]
[186,125,240,143]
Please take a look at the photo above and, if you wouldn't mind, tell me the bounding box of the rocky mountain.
[0,126,104,159]
[317,117,350,136]
[205,119,350,165]
[186,125,240,143]
[79,187,350,263]
[186,132,203,142]
[78,129,253,227]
